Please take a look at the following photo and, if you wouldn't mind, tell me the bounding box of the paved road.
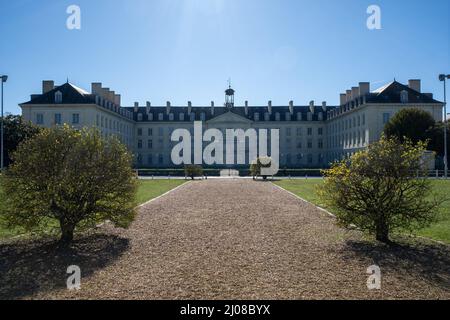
[1,179,449,299]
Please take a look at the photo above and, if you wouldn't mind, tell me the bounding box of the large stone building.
[20,79,444,168]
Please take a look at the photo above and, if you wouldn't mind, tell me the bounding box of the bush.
[250,156,272,180]
[1,125,137,243]
[318,136,442,243]
[184,165,203,180]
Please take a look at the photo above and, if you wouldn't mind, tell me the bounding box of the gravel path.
[1,179,449,299]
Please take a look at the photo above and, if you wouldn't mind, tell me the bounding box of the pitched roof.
[367,81,441,104]
[22,82,96,105]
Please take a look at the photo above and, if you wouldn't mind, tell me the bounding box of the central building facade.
[20,79,444,169]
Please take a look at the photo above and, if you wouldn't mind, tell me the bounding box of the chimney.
[289,101,294,114]
[322,101,327,112]
[211,101,215,115]
[188,101,192,115]
[351,87,359,100]
[408,79,421,93]
[245,101,249,115]
[91,82,102,95]
[146,101,151,114]
[309,100,315,113]
[114,94,121,106]
[346,90,352,102]
[340,93,347,105]
[359,82,370,96]
[134,102,139,113]
[42,80,54,94]
[268,101,272,114]
[166,101,171,114]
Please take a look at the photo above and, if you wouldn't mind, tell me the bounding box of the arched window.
[55,91,62,103]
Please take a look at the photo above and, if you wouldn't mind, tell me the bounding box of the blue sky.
[0,0,449,114]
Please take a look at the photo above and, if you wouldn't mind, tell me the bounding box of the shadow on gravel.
[0,233,129,299]
[342,240,450,291]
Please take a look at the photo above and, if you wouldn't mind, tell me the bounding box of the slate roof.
[123,105,334,122]
[22,82,96,105]
[366,81,441,104]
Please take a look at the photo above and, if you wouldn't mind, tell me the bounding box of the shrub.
[1,125,137,244]
[184,165,203,180]
[318,136,442,243]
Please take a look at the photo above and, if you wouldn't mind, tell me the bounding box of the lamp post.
[439,74,450,178]
[0,75,8,172]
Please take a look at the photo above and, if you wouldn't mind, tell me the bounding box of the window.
[148,128,153,136]
[296,128,302,136]
[307,128,312,136]
[318,154,324,164]
[286,128,292,136]
[137,154,143,165]
[36,113,44,125]
[307,113,312,121]
[383,113,390,124]
[55,91,62,104]
[297,154,303,162]
[297,112,302,121]
[147,154,153,165]
[158,154,164,164]
[158,113,164,121]
[254,113,260,121]
[179,113,185,121]
[264,113,270,121]
[137,128,143,136]
[190,113,195,121]
[137,113,143,121]
[275,113,280,121]
[169,113,174,121]
[137,140,143,149]
[148,113,154,121]
[400,90,408,103]
[307,139,312,149]
[54,113,62,125]
[158,127,164,136]
[285,112,291,121]
[148,140,153,149]
[318,112,323,121]
[318,127,323,135]
[307,154,313,164]
[72,113,79,124]
[318,139,323,149]
[297,141,302,149]
[200,112,206,121]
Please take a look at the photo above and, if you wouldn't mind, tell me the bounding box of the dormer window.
[400,90,408,103]
[179,113,185,121]
[158,113,164,121]
[254,112,260,121]
[285,112,291,121]
[55,91,62,104]
[137,113,143,121]
[264,113,270,121]
[200,112,206,121]
[275,113,280,121]
[169,113,174,121]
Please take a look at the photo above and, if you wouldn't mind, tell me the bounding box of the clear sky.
[0,0,449,114]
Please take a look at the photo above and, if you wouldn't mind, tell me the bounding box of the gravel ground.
[1,179,449,300]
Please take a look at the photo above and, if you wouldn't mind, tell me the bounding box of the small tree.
[2,115,41,167]
[384,108,435,144]
[1,125,137,244]
[250,156,272,180]
[184,164,203,180]
[318,136,441,243]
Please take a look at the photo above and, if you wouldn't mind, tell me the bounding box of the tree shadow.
[0,232,129,299]
[341,238,450,291]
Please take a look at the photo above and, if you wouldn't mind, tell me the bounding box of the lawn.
[274,179,450,244]
[0,177,186,239]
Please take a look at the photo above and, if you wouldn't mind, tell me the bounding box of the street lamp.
[439,74,450,178]
[0,75,8,172]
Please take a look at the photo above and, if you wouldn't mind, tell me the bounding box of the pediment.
[207,111,253,124]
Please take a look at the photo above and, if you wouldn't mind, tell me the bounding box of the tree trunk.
[375,220,390,243]
[60,220,76,244]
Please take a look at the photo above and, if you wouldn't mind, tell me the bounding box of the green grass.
[275,179,450,244]
[0,177,186,239]
[136,179,186,205]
